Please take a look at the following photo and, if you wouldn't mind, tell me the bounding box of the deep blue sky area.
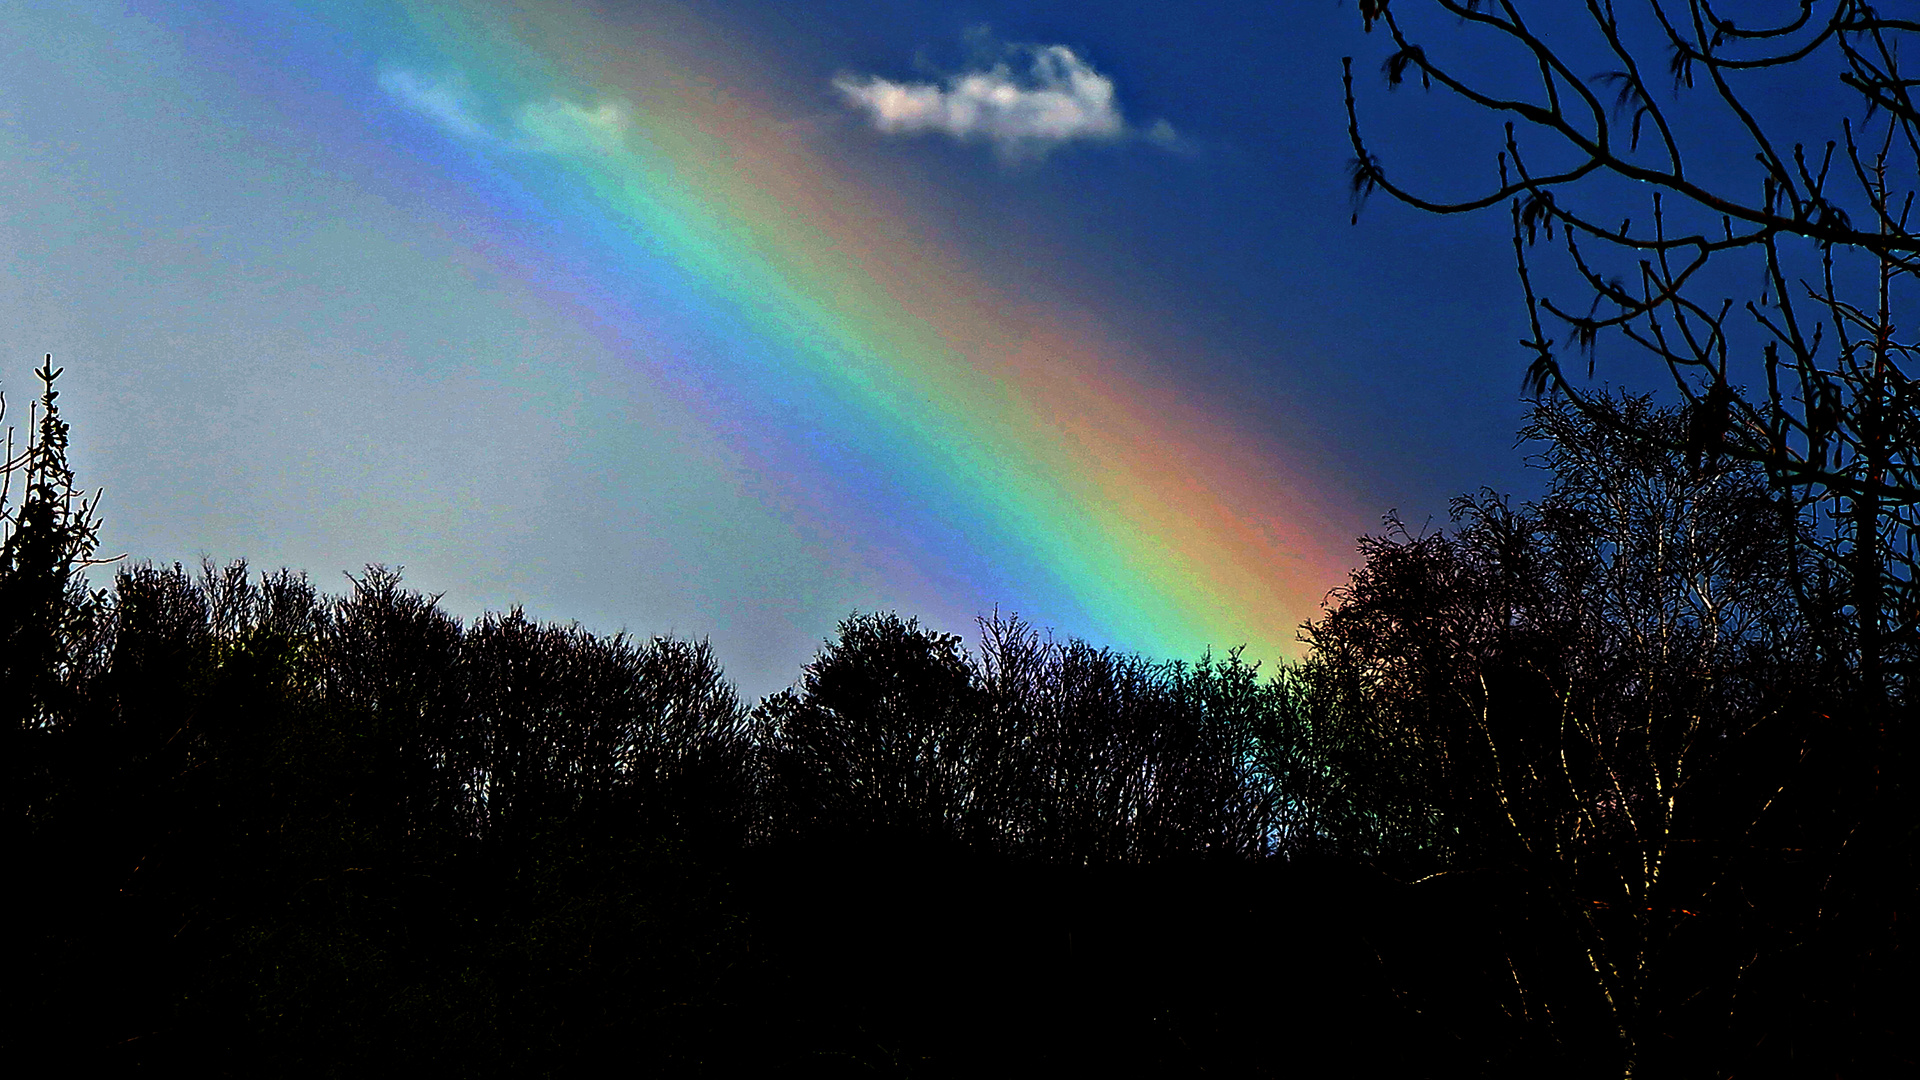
[712,0,1865,517]
[714,0,1551,517]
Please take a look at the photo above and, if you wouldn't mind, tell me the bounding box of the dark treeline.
[9,360,1913,1077]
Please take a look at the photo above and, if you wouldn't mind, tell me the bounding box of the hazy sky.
[4,1,1759,696]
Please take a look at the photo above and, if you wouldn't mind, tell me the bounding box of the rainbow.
[218,0,1357,662]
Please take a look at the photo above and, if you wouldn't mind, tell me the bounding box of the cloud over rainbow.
[232,0,1358,663]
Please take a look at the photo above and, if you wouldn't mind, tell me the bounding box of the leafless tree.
[1305,394,1859,1073]
[1346,1,1919,707]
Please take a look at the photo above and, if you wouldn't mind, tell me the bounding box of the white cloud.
[379,67,492,143]
[834,43,1170,157]
[516,98,628,156]
[380,65,628,157]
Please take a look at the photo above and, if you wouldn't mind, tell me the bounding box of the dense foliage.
[9,365,1912,1076]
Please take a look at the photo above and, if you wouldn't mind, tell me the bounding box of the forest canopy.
[10,354,1908,1076]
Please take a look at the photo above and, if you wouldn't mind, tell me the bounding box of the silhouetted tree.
[460,604,751,841]
[758,611,981,844]
[974,612,1275,862]
[1345,1,1918,709]
[7,357,110,821]
[1302,394,1877,1073]
[757,609,1285,861]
